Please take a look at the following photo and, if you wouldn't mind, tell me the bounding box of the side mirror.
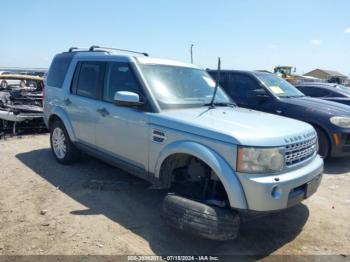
[114,91,144,107]
[251,89,269,98]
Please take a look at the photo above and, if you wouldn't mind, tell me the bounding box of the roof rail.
[68,47,78,52]
[88,45,149,56]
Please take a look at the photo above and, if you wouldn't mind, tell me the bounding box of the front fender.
[50,107,77,142]
[155,141,248,209]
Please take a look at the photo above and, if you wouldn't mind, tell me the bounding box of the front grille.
[285,137,317,166]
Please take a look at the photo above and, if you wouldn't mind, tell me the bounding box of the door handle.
[276,110,283,114]
[64,98,72,106]
[97,107,110,117]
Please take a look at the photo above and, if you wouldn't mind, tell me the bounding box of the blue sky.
[1,0,349,75]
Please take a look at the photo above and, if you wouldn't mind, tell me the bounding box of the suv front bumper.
[236,155,323,212]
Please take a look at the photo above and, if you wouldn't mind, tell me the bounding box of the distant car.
[208,70,350,158]
[295,82,350,106]
[21,71,46,78]
[0,72,26,88]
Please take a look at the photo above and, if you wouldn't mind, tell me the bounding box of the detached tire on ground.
[50,120,81,165]
[161,194,240,241]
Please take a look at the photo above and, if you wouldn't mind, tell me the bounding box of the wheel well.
[159,153,229,205]
[309,123,331,147]
[48,115,62,130]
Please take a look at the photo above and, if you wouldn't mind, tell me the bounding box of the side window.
[229,75,261,99]
[297,86,311,96]
[74,62,105,99]
[103,62,141,102]
[304,87,330,97]
[46,53,75,88]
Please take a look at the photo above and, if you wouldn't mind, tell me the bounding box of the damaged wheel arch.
[155,141,248,210]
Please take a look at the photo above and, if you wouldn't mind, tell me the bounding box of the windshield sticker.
[270,86,284,94]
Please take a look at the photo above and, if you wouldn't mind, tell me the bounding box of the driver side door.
[94,62,150,178]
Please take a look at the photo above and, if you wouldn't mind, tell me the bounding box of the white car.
[0,72,26,88]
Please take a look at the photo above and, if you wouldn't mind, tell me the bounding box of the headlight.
[237,147,285,173]
[330,116,350,128]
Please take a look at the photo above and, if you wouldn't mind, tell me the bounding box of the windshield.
[336,85,350,95]
[140,64,231,109]
[257,74,304,98]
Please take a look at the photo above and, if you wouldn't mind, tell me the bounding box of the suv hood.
[280,96,350,116]
[150,107,315,147]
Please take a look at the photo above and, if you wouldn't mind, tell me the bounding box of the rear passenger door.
[67,61,106,147]
[94,62,149,175]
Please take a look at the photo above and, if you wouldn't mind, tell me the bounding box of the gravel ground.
[0,134,349,260]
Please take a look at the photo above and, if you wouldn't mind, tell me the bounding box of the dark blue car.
[295,82,350,106]
[208,70,350,158]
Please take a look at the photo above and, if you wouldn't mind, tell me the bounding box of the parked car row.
[295,82,350,106]
[43,46,325,241]
[207,70,350,158]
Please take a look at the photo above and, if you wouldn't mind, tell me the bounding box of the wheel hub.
[52,127,66,159]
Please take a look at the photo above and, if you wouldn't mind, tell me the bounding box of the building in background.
[303,69,348,85]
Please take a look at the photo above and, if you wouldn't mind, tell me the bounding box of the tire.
[1,80,8,89]
[161,194,240,241]
[315,127,330,158]
[50,120,81,165]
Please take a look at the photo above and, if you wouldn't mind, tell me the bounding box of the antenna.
[190,44,194,64]
[208,57,221,108]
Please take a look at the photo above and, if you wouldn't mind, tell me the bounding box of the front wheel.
[50,120,81,165]
[315,127,330,158]
[161,194,240,241]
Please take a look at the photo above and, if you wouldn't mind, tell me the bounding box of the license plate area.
[305,174,322,198]
[287,174,322,207]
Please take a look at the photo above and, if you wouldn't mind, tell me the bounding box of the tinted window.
[46,53,75,88]
[220,74,260,99]
[297,86,314,96]
[103,62,141,102]
[298,86,331,97]
[75,62,105,99]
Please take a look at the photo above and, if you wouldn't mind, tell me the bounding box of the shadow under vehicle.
[16,148,310,258]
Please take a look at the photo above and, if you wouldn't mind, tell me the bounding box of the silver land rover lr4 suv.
[44,46,323,240]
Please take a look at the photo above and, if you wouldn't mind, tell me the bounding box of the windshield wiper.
[208,57,221,109]
[203,102,236,107]
[280,95,305,98]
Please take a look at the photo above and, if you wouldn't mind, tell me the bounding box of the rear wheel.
[315,127,330,158]
[50,120,81,164]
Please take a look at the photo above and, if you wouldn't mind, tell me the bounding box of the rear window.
[46,53,75,88]
[72,61,106,100]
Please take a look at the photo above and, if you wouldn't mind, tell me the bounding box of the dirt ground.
[0,134,349,259]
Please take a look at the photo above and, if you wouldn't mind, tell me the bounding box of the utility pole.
[190,44,194,64]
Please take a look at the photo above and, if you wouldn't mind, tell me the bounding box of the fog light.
[271,186,282,199]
